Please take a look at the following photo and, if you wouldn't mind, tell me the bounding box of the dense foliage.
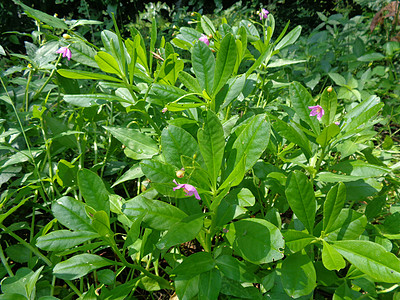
[0,0,399,299]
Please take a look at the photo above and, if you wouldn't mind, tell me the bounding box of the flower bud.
[176,168,185,178]
[327,86,333,92]
[63,33,71,39]
[208,34,213,39]
[191,12,196,16]
[162,107,168,113]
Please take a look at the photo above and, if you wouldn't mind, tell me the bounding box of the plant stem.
[0,242,14,276]
[25,69,33,112]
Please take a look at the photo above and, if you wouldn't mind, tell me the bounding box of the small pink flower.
[308,105,324,121]
[335,121,340,126]
[259,8,269,20]
[173,179,201,200]
[199,34,210,46]
[56,46,72,60]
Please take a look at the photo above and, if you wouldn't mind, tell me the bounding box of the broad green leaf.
[275,25,302,50]
[316,172,365,183]
[175,275,199,300]
[156,214,204,250]
[179,71,202,93]
[325,209,367,241]
[322,240,346,271]
[161,125,204,169]
[112,163,144,187]
[53,253,115,280]
[122,195,187,230]
[332,240,400,283]
[14,0,68,29]
[140,160,178,196]
[220,74,246,109]
[63,94,131,107]
[192,41,215,94]
[226,218,284,264]
[149,83,199,107]
[220,276,262,299]
[100,279,141,300]
[57,69,123,82]
[282,230,316,253]
[231,114,270,171]
[104,126,158,159]
[52,196,94,232]
[101,30,128,73]
[201,16,216,36]
[78,169,110,215]
[328,73,346,86]
[323,182,346,232]
[357,52,385,62]
[199,269,221,300]
[285,171,316,234]
[216,255,257,283]
[91,211,114,241]
[95,51,122,76]
[267,59,306,68]
[320,87,337,125]
[156,53,184,85]
[212,34,237,96]
[331,160,390,178]
[198,110,225,189]
[171,252,215,277]
[166,102,205,111]
[280,252,316,298]
[290,82,320,135]
[218,154,246,191]
[68,42,98,68]
[36,230,99,251]
[316,123,340,148]
[333,282,362,300]
[272,118,311,156]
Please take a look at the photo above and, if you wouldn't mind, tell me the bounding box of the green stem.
[32,55,62,101]
[25,69,33,112]
[0,241,14,276]
[0,224,52,267]
[65,279,82,297]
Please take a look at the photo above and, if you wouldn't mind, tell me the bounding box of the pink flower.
[259,8,269,20]
[308,105,324,121]
[173,179,201,200]
[199,34,210,46]
[335,121,340,126]
[56,47,72,60]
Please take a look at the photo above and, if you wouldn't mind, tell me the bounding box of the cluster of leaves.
[0,1,400,300]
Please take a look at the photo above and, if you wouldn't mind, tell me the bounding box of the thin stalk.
[65,279,83,297]
[0,224,52,266]
[0,242,14,276]
[32,55,62,101]
[25,69,33,112]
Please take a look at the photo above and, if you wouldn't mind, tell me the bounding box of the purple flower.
[199,34,210,46]
[259,8,269,20]
[335,121,340,126]
[56,47,72,60]
[308,105,324,121]
[173,179,201,200]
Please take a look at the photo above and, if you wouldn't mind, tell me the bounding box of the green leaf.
[156,53,184,85]
[171,252,215,277]
[14,0,68,29]
[267,59,306,68]
[175,275,199,300]
[95,51,122,76]
[325,209,367,241]
[156,214,204,250]
[215,255,257,282]
[226,218,284,264]
[357,52,385,62]
[320,87,337,125]
[122,195,187,231]
[323,182,346,232]
[231,114,270,171]
[63,94,131,107]
[328,73,346,86]
[199,269,221,300]
[36,230,99,251]
[272,118,311,156]
[192,41,215,94]
[279,252,316,298]
[316,123,340,148]
[218,154,246,191]
[140,160,177,196]
[179,71,202,93]
[285,171,316,234]
[290,82,320,135]
[57,69,122,82]
[212,34,237,96]
[331,160,390,178]
[275,25,302,50]
[332,240,400,283]
[104,126,158,159]
[78,169,110,215]
[53,253,115,280]
[322,240,346,271]
[198,111,225,189]
[201,16,216,36]
[161,125,204,169]
[282,230,316,253]
[52,196,94,232]
[91,211,114,242]
[316,172,365,183]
